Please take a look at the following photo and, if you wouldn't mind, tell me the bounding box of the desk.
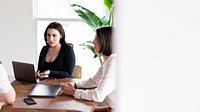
[1,78,96,112]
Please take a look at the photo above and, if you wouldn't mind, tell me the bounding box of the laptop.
[12,61,50,83]
[28,84,61,97]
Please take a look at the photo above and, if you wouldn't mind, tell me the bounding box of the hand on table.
[59,82,76,95]
[36,70,49,78]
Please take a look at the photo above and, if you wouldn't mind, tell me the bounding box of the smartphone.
[23,97,37,105]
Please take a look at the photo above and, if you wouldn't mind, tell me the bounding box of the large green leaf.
[71,4,102,30]
[71,2,114,65]
[104,0,114,26]
[101,16,110,26]
[104,0,113,11]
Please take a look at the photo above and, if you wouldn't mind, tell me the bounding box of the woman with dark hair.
[36,22,76,78]
[59,26,117,112]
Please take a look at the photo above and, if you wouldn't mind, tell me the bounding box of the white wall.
[0,0,36,76]
[117,0,200,112]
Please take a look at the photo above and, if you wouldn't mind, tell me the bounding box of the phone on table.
[23,97,37,105]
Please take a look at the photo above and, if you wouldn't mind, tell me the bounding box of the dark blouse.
[37,44,76,78]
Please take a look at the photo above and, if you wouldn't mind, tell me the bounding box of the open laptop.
[12,61,50,83]
[28,84,61,97]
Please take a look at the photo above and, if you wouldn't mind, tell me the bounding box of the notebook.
[28,84,61,97]
[12,61,50,83]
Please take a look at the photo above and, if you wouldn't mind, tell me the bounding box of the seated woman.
[36,22,76,78]
[0,63,16,109]
[59,26,117,112]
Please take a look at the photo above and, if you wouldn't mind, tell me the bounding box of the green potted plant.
[71,0,114,64]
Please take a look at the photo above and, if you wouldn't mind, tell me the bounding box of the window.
[34,0,104,79]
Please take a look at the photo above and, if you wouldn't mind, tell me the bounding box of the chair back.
[72,65,82,79]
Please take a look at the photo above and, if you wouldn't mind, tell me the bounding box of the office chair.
[72,65,82,79]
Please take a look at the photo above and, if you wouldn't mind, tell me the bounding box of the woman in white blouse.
[0,62,16,109]
[60,26,117,112]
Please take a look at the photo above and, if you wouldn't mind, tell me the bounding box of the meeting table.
[1,76,96,112]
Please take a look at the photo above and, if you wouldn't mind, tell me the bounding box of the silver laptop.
[12,61,50,83]
[28,84,61,97]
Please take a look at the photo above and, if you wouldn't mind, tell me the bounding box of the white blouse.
[0,64,12,93]
[74,54,117,109]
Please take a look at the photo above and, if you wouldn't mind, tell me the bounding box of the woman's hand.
[59,82,75,95]
[36,70,49,78]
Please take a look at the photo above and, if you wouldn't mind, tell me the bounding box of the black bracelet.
[74,83,77,89]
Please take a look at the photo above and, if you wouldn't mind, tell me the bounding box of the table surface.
[1,78,96,112]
